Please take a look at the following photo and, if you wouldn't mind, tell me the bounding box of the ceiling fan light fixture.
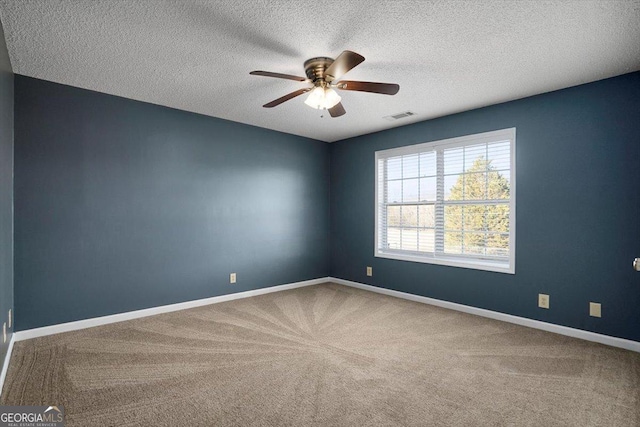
[250,50,399,117]
[304,87,341,110]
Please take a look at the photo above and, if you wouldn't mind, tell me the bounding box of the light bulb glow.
[304,87,341,110]
[324,88,341,108]
[304,87,325,109]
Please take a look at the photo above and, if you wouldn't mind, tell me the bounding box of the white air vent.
[384,111,415,121]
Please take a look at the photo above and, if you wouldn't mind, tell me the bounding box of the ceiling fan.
[250,50,399,118]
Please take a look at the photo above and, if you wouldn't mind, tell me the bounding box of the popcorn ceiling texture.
[0,0,639,142]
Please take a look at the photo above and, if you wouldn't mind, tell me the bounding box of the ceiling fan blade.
[324,50,365,82]
[250,71,308,82]
[263,88,311,108]
[328,102,346,118]
[335,80,400,95]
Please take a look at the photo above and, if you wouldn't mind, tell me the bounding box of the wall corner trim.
[330,277,640,353]
[0,335,16,398]
[14,277,330,342]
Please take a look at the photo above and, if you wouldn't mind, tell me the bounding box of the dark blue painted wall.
[12,69,640,343]
[330,72,640,342]
[14,76,330,330]
[0,20,14,370]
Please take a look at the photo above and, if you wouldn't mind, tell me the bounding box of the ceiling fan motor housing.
[304,57,334,86]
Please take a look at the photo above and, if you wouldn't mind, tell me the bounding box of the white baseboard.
[0,335,15,398]
[330,277,640,353]
[13,276,639,353]
[14,277,330,342]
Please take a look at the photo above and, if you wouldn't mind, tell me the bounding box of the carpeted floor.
[2,283,639,426]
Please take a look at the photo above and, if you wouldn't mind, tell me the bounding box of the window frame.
[374,128,516,274]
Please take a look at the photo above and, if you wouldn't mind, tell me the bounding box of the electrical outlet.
[366,266,373,277]
[538,294,550,309]
[230,273,236,284]
[589,302,602,318]
[2,322,5,344]
[8,309,11,329]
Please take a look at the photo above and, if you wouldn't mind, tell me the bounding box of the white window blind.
[375,128,515,274]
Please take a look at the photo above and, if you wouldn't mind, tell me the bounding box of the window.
[375,128,515,274]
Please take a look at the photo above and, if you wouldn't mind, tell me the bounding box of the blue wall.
[14,76,330,330]
[330,72,640,342]
[0,19,14,371]
[11,69,640,343]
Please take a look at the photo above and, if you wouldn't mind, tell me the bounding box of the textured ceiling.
[1,1,639,142]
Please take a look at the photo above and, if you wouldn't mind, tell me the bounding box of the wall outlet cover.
[589,302,602,318]
[230,273,237,284]
[538,294,550,309]
[366,266,373,277]
[8,309,11,328]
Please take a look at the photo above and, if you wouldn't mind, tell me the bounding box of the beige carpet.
[2,283,639,426]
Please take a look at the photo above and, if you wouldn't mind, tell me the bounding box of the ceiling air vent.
[384,111,415,121]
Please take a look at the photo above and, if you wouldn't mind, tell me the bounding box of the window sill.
[375,250,515,274]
